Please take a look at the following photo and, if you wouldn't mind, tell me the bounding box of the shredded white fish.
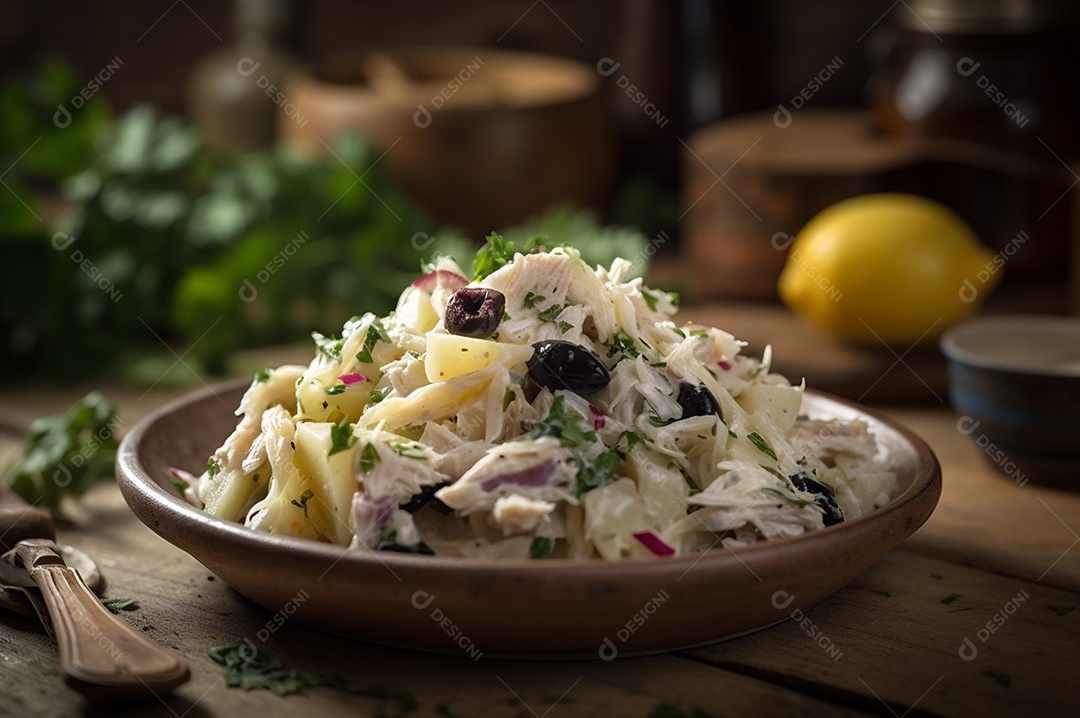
[194,245,896,560]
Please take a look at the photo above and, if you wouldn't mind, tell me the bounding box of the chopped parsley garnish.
[253,368,271,384]
[314,333,344,362]
[502,386,515,411]
[940,593,960,604]
[207,457,222,478]
[535,395,596,448]
[170,472,191,493]
[983,670,1011,687]
[747,431,778,461]
[208,639,418,707]
[328,421,357,457]
[876,590,892,598]
[606,332,640,363]
[642,289,679,312]
[355,319,389,364]
[325,384,347,395]
[102,597,139,613]
[1050,605,1075,616]
[671,327,686,338]
[389,441,427,460]
[530,537,555,559]
[644,400,673,428]
[760,464,788,483]
[291,489,315,517]
[575,448,621,496]
[749,364,766,379]
[524,291,546,308]
[668,461,700,493]
[472,232,516,281]
[615,429,646,456]
[728,429,737,439]
[358,443,380,474]
[557,321,573,334]
[537,304,563,322]
[762,487,809,507]
[366,386,391,408]
[796,455,808,466]
[689,329,708,338]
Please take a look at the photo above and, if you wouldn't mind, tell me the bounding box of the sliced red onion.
[480,461,555,493]
[411,269,469,293]
[168,466,198,483]
[589,405,606,430]
[339,372,366,385]
[717,359,732,371]
[633,531,675,557]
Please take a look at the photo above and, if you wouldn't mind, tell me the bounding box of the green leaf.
[328,422,357,457]
[746,432,778,461]
[2,392,121,509]
[254,368,271,384]
[325,384,347,395]
[534,395,596,448]
[358,443,380,474]
[1050,605,1075,616]
[291,489,315,517]
[537,305,563,322]
[102,597,139,614]
[941,593,960,605]
[356,319,389,364]
[530,537,555,559]
[524,291,545,308]
[762,487,809,508]
[208,639,417,708]
[575,449,621,497]
[502,386,515,411]
[473,232,516,281]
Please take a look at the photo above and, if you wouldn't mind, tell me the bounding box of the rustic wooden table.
[1,331,1077,718]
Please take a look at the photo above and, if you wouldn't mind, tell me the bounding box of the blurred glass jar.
[870,0,1076,157]
[189,0,293,155]
[869,0,1078,289]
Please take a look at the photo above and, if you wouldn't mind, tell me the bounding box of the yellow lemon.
[778,193,999,346]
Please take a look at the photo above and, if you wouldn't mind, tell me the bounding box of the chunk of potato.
[424,333,534,383]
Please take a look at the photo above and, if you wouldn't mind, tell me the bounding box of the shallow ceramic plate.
[118,379,940,659]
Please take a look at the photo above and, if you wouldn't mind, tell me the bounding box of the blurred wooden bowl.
[280,47,616,233]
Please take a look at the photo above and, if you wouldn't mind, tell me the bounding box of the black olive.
[376,540,436,555]
[445,288,505,338]
[527,340,611,396]
[676,382,723,422]
[790,473,844,526]
[400,482,451,514]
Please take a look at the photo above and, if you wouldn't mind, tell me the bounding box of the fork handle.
[15,539,190,700]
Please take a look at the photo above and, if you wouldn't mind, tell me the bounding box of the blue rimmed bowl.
[941,314,1080,486]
